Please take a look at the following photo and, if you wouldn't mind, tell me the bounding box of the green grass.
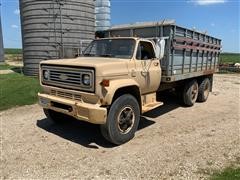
[0,64,15,70]
[0,73,41,111]
[210,167,240,180]
[4,48,22,55]
[0,64,23,73]
[220,53,240,64]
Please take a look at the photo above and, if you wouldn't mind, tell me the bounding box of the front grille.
[42,65,94,92]
[51,90,82,101]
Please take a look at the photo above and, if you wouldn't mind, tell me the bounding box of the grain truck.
[38,20,221,145]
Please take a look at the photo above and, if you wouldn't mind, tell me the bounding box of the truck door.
[134,41,161,94]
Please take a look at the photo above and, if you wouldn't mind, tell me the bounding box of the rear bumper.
[38,93,107,124]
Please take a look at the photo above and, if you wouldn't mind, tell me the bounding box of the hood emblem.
[59,74,68,80]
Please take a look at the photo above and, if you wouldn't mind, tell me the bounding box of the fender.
[101,78,140,105]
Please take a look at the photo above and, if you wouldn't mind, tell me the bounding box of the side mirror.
[155,38,166,60]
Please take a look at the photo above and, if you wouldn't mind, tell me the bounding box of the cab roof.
[96,37,139,41]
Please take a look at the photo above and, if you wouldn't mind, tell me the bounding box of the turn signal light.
[100,79,110,87]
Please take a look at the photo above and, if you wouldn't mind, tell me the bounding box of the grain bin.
[20,0,95,76]
[0,15,4,63]
[95,0,111,31]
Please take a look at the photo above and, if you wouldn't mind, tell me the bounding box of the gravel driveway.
[1,74,240,179]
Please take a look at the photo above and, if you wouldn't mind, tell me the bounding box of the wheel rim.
[191,83,198,101]
[204,82,210,97]
[117,106,135,134]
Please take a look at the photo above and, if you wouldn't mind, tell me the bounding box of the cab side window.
[136,41,155,60]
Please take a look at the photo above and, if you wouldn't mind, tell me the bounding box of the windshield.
[83,39,135,59]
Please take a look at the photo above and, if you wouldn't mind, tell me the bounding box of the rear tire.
[182,80,199,107]
[197,78,211,102]
[100,94,140,145]
[43,109,68,124]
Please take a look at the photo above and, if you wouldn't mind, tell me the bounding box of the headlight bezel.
[43,70,50,80]
[82,74,91,86]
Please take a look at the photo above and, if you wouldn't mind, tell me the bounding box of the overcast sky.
[1,0,239,52]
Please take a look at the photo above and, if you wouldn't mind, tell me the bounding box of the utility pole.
[0,3,4,63]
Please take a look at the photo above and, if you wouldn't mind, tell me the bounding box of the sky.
[0,0,239,53]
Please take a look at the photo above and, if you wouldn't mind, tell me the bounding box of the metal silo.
[0,14,4,63]
[20,0,95,76]
[95,0,111,31]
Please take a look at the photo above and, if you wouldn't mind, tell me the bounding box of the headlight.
[43,70,49,80]
[82,74,91,86]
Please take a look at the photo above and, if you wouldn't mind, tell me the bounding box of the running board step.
[141,93,163,113]
[142,101,163,113]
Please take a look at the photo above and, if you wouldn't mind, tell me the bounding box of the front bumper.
[38,93,107,124]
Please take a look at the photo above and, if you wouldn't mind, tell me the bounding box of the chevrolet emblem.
[59,74,68,80]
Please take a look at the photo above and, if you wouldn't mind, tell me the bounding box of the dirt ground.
[4,55,23,67]
[1,74,240,179]
[0,70,14,75]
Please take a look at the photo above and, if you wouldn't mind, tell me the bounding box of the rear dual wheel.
[182,78,211,106]
[197,78,211,102]
[182,80,199,107]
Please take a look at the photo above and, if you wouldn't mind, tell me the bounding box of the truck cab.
[38,37,165,145]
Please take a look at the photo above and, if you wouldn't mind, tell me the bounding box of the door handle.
[154,62,159,66]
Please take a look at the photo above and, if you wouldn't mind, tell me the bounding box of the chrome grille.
[51,90,82,101]
[42,66,94,92]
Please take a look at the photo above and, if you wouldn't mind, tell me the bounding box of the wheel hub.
[117,106,135,134]
[191,84,198,100]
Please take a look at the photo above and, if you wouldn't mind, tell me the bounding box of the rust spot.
[203,69,215,75]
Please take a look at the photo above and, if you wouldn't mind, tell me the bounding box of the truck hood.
[41,57,130,77]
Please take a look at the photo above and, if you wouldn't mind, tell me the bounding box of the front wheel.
[100,94,140,145]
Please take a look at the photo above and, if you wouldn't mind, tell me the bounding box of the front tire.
[100,94,140,145]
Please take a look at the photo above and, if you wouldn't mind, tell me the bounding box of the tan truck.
[38,22,221,145]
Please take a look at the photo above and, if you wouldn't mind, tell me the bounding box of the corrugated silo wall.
[0,15,4,63]
[20,0,95,76]
[95,0,110,31]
